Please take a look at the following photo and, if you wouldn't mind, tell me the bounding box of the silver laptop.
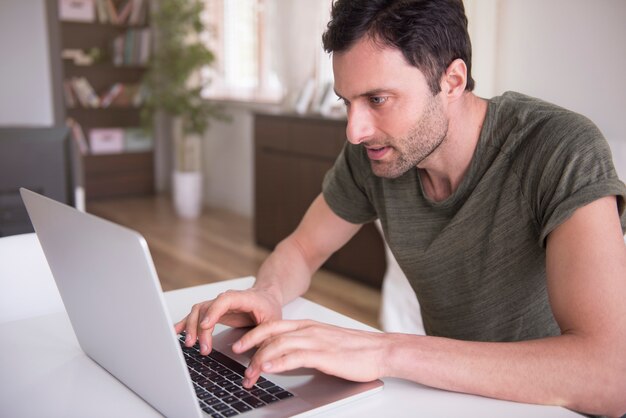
[20,188,383,418]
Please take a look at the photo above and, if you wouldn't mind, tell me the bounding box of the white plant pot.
[172,170,203,219]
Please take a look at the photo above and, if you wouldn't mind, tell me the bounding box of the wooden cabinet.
[58,17,154,201]
[254,112,386,288]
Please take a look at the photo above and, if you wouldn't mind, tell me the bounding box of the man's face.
[333,37,448,178]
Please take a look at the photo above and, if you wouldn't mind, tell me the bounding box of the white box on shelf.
[89,128,124,154]
[59,0,96,22]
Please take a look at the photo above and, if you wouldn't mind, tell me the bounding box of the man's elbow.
[569,355,626,417]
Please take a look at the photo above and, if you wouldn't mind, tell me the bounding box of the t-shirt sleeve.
[322,143,378,224]
[527,113,626,246]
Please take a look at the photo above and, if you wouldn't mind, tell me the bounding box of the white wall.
[495,1,626,138]
[202,104,258,217]
[0,0,54,126]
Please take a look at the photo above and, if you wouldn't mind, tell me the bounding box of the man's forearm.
[252,194,362,308]
[383,332,626,417]
[253,235,321,307]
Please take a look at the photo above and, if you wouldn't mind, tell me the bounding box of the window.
[201,0,282,102]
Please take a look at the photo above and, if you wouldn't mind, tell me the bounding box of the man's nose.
[346,106,375,145]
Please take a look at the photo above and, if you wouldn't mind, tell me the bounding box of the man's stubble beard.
[369,95,449,179]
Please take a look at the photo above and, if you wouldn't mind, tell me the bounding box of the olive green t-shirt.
[322,91,626,342]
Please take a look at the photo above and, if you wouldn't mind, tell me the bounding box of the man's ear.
[440,58,467,100]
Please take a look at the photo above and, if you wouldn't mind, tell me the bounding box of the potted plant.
[141,0,221,218]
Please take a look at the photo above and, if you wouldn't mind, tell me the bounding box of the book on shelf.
[94,0,108,23]
[63,80,77,108]
[117,0,134,24]
[68,77,100,108]
[100,82,124,108]
[103,82,143,107]
[66,118,89,155]
[128,0,148,25]
[113,28,151,66]
[91,0,148,25]
[65,79,143,109]
[105,0,119,24]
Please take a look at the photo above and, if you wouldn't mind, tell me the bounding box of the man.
[176,1,626,416]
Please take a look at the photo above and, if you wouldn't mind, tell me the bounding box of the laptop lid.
[20,188,383,418]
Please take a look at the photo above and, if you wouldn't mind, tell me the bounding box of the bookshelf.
[58,0,154,201]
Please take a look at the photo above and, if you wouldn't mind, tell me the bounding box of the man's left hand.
[232,319,388,388]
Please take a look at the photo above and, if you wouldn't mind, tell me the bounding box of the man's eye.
[369,96,388,105]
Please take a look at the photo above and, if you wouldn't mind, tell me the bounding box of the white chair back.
[0,233,64,323]
[375,221,425,335]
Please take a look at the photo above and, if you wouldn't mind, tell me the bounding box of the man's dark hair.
[322,0,475,95]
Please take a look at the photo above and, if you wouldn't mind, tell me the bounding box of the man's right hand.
[173,287,283,355]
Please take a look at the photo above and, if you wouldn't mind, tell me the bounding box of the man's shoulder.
[488,91,604,158]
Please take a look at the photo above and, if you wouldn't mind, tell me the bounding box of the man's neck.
[418,92,488,202]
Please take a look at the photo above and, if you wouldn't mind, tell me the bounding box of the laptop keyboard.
[178,333,294,417]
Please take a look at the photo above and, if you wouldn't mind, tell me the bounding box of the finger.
[200,291,256,330]
[241,337,302,386]
[195,303,214,355]
[244,344,319,388]
[174,317,187,334]
[183,303,203,347]
[233,320,311,353]
[257,348,317,376]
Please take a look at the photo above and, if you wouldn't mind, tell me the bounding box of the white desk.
[0,277,580,418]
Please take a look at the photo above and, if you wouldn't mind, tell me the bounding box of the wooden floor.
[87,194,381,328]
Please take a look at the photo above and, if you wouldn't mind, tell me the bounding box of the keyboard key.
[199,403,216,414]
[198,391,214,401]
[232,389,248,398]
[242,395,265,408]
[266,385,284,394]
[231,401,253,413]
[257,380,275,389]
[211,363,226,372]
[222,384,239,393]
[213,389,228,398]
[209,350,247,375]
[250,388,266,397]
[212,402,230,412]
[221,408,238,417]
[197,365,211,374]
[224,372,241,381]
[260,394,279,404]
[275,391,294,400]
[205,384,220,393]
[207,371,221,380]
[221,395,239,404]
[205,396,222,406]
[213,377,230,386]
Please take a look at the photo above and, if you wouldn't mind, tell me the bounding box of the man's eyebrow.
[334,88,393,101]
